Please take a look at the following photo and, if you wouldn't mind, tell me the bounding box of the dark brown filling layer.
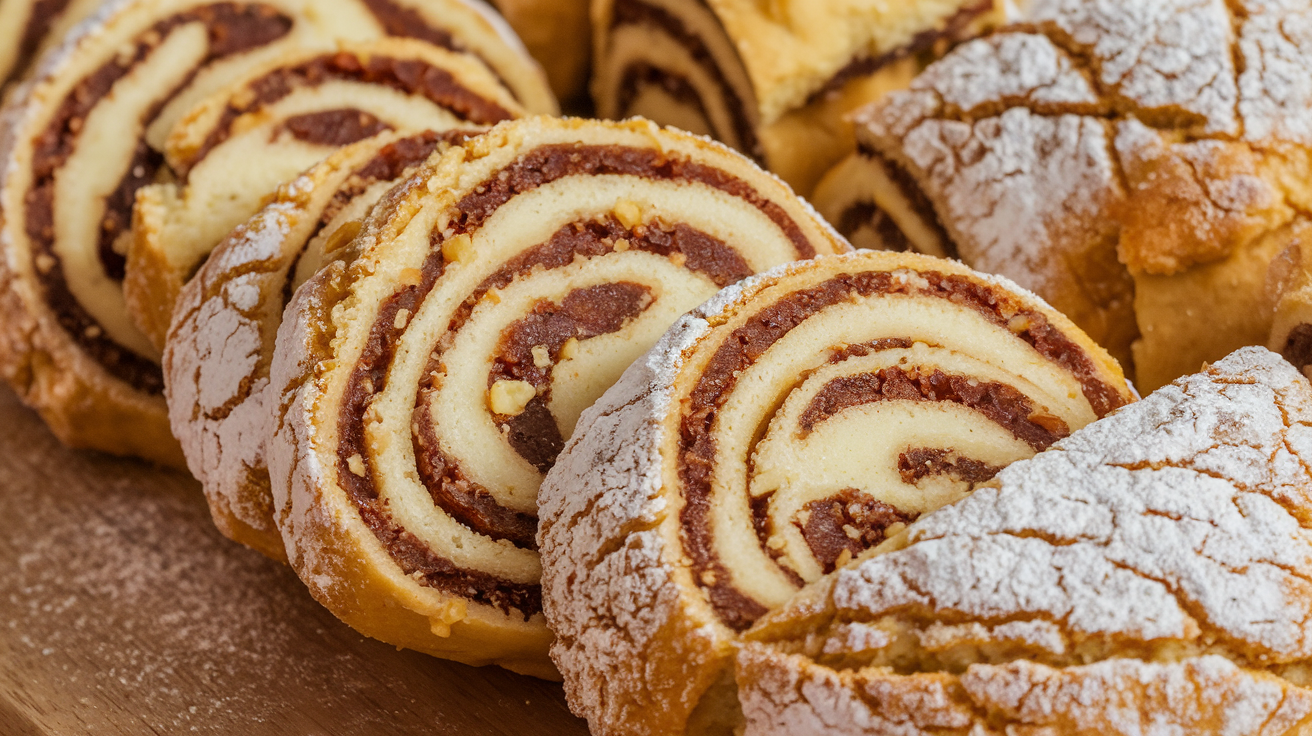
[411,215,752,551]
[1283,324,1312,373]
[279,109,393,147]
[491,282,654,473]
[812,0,996,100]
[838,201,912,252]
[898,447,1001,485]
[797,367,1068,451]
[446,143,814,259]
[847,148,957,259]
[611,0,762,162]
[797,489,918,575]
[183,51,516,176]
[25,3,293,393]
[359,0,520,101]
[12,0,74,83]
[338,247,543,618]
[679,269,1129,630]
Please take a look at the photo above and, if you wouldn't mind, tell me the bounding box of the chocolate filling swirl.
[336,143,810,615]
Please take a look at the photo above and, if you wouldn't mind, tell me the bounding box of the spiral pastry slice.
[591,0,1004,194]
[165,129,470,561]
[739,347,1312,736]
[0,0,544,465]
[265,116,849,676]
[127,38,534,351]
[538,250,1133,735]
[0,0,100,88]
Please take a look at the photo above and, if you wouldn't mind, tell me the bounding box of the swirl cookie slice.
[0,0,546,465]
[265,116,849,677]
[815,0,1312,388]
[740,347,1312,736]
[126,38,533,351]
[0,0,100,88]
[489,0,590,103]
[165,129,469,561]
[591,0,1005,194]
[537,250,1132,736]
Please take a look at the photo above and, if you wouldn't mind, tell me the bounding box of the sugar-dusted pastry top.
[741,346,1312,735]
[844,0,1312,390]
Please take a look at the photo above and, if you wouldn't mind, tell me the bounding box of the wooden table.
[0,389,588,735]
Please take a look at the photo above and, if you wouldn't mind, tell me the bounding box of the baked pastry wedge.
[164,129,472,562]
[591,0,1007,195]
[125,36,538,351]
[740,346,1312,735]
[264,116,850,677]
[0,0,546,465]
[0,0,101,89]
[814,0,1312,389]
[537,249,1132,735]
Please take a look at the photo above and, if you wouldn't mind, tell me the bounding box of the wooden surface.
[0,389,588,735]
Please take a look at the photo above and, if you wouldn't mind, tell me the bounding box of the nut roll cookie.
[265,116,850,677]
[164,129,472,561]
[126,37,537,351]
[0,0,545,465]
[591,0,1007,195]
[0,0,100,89]
[537,250,1133,735]
[815,0,1312,389]
[739,347,1312,736]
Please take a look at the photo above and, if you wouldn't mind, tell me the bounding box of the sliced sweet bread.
[0,0,546,465]
[164,129,471,561]
[740,346,1312,735]
[537,249,1133,735]
[815,0,1312,388]
[126,36,536,350]
[591,0,1007,194]
[264,116,850,677]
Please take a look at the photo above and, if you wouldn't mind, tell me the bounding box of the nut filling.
[679,269,1130,630]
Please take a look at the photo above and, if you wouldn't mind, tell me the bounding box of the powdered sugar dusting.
[740,348,1312,734]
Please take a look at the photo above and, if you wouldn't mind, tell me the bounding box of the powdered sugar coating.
[741,348,1312,735]
[164,201,299,543]
[851,0,1312,382]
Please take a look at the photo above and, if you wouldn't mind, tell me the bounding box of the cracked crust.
[740,346,1312,735]
[824,0,1312,391]
[537,250,1131,736]
[163,130,464,560]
